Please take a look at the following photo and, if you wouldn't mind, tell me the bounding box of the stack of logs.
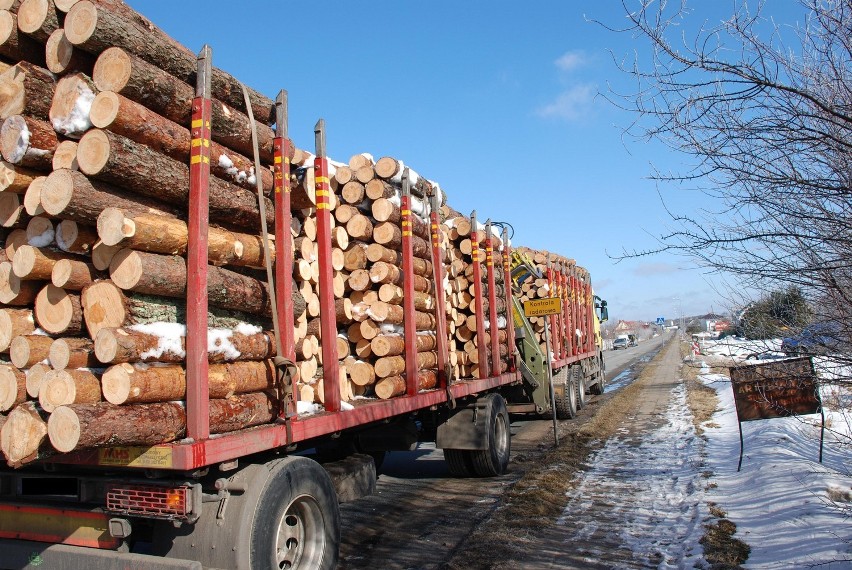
[0,0,514,467]
[512,246,591,353]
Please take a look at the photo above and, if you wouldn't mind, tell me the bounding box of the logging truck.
[0,1,610,568]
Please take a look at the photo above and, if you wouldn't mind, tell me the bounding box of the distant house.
[614,320,644,335]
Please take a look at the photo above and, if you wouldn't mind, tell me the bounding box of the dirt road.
[337,335,675,569]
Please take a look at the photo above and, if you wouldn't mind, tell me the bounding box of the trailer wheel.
[444,448,477,477]
[250,456,340,570]
[554,369,577,420]
[575,366,587,410]
[589,355,606,395]
[471,393,511,477]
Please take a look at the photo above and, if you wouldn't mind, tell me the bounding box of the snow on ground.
[700,337,785,360]
[557,382,707,568]
[697,352,852,568]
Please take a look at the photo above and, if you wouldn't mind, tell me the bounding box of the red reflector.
[105,484,190,520]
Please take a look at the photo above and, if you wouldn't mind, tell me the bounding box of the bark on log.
[41,168,175,225]
[0,259,40,304]
[34,284,83,335]
[0,60,55,120]
[101,360,275,405]
[0,306,33,351]
[0,114,57,169]
[374,369,438,399]
[0,363,25,411]
[39,368,101,413]
[0,400,47,465]
[48,392,276,453]
[77,129,273,230]
[65,1,274,123]
[48,336,95,369]
[370,333,437,357]
[51,257,100,290]
[12,243,63,280]
[16,0,59,43]
[89,90,274,191]
[0,160,39,193]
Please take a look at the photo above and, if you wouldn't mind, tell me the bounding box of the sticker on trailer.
[523,297,562,317]
[98,446,174,468]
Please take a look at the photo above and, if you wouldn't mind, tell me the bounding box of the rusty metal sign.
[729,356,824,470]
[730,357,821,421]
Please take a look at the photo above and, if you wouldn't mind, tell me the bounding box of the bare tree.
[602,0,852,336]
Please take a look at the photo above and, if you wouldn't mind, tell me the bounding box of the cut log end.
[1,402,47,463]
[96,206,134,246]
[0,364,24,411]
[34,285,81,335]
[63,0,98,47]
[108,248,143,290]
[40,168,75,216]
[46,404,80,453]
[0,115,28,163]
[16,0,52,36]
[81,280,126,338]
[76,128,110,176]
[89,91,120,129]
[90,46,131,92]
[100,362,131,405]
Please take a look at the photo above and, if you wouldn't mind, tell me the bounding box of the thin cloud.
[555,50,588,72]
[536,83,595,121]
[632,262,680,277]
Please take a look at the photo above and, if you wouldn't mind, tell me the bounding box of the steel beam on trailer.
[485,222,500,377]
[185,46,212,441]
[400,170,418,396]
[470,211,489,378]
[430,192,449,387]
[273,91,297,418]
[501,227,515,369]
[314,120,340,412]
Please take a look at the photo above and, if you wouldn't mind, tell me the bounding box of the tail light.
[105,484,193,520]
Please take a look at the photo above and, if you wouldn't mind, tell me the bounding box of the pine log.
[48,392,276,453]
[364,178,395,201]
[65,1,274,123]
[0,10,45,66]
[0,306,33,351]
[345,213,373,242]
[89,90,274,191]
[12,244,63,280]
[0,60,55,120]
[45,27,94,74]
[77,129,273,230]
[101,360,276,405]
[371,197,430,240]
[9,332,51,368]
[34,284,83,335]
[16,0,59,42]
[96,207,262,268]
[0,259,40,304]
[23,360,46,397]
[56,219,97,254]
[340,180,364,204]
[48,73,97,138]
[0,114,57,169]
[93,325,277,365]
[0,363,25,411]
[374,352,438,379]
[90,46,274,162]
[369,261,431,293]
[0,160,39,193]
[39,368,101,413]
[109,249,297,318]
[0,191,27,227]
[26,215,53,247]
[345,359,375,387]
[374,156,439,201]
[374,369,438,399]
[40,168,175,224]
[0,400,47,465]
[21,174,44,215]
[370,333,437,357]
[372,221,429,257]
[364,243,431,275]
[48,336,95,369]
[51,257,100,290]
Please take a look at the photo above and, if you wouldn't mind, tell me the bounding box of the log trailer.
[0,6,608,570]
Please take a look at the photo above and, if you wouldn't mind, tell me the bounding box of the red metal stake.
[314,120,340,412]
[470,211,489,378]
[485,222,499,377]
[273,91,296,417]
[400,170,418,396]
[501,227,515,371]
[572,272,580,356]
[429,192,449,388]
[186,46,212,442]
[561,270,570,358]
[546,261,558,365]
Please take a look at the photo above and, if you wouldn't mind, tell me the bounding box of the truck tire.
[444,448,477,477]
[250,456,340,570]
[471,393,511,477]
[589,355,606,395]
[575,366,587,410]
[554,368,577,420]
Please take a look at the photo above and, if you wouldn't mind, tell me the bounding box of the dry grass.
[444,339,678,569]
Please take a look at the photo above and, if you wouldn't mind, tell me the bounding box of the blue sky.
[124,1,805,323]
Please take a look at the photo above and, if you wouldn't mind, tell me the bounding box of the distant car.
[612,338,629,350]
[781,322,844,356]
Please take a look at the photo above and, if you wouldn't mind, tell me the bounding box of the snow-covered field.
[698,345,852,568]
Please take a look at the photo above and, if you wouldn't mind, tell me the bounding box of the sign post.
[524,296,563,447]
[730,357,824,471]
